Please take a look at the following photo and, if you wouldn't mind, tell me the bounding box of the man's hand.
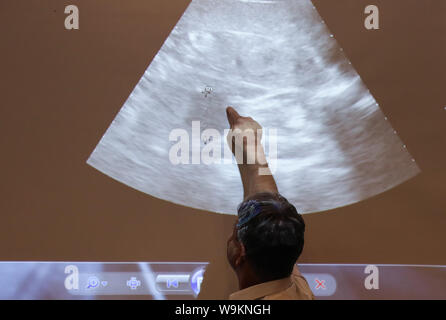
[225,106,278,199]
[226,106,266,166]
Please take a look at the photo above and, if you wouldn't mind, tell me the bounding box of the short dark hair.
[236,193,305,281]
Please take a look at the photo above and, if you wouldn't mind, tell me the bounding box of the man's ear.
[235,242,247,267]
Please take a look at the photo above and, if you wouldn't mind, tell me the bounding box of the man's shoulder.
[291,265,316,300]
[262,280,315,300]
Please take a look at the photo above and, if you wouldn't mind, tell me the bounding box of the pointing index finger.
[226,106,241,128]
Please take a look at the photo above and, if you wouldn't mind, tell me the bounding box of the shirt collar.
[229,276,293,300]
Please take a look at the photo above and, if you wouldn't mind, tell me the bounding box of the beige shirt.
[229,266,315,300]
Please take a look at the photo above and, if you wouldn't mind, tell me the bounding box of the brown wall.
[1,0,445,299]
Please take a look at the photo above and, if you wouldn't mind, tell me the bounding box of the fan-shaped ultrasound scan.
[87,0,419,214]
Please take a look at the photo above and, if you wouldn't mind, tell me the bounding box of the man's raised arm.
[225,106,278,200]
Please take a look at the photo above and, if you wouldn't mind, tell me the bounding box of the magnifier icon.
[86,276,99,289]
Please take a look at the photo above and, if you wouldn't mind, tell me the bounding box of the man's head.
[227,192,306,286]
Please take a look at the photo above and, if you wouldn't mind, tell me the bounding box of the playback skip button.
[155,274,190,292]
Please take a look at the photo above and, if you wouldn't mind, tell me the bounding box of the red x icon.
[315,279,326,290]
